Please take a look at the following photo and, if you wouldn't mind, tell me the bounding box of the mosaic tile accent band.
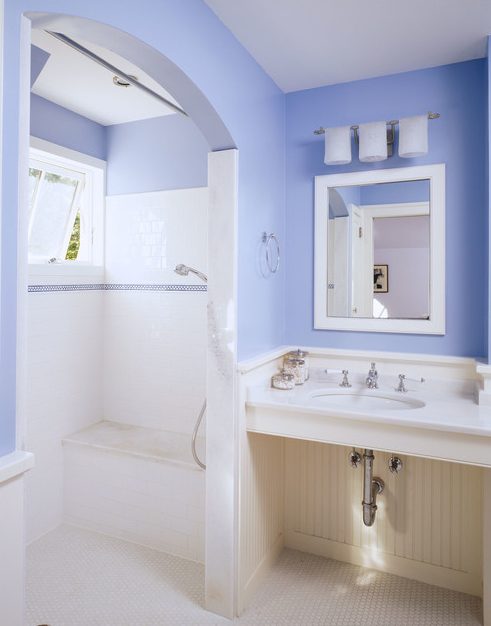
[28,283,207,293]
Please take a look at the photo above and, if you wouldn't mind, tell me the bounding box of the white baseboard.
[239,532,284,615]
[285,530,481,598]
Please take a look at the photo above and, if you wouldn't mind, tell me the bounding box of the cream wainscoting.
[285,440,482,596]
[238,348,285,614]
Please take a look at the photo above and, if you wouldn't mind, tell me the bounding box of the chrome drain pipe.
[362,449,384,526]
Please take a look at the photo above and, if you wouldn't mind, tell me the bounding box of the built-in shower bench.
[63,420,204,469]
[62,420,205,562]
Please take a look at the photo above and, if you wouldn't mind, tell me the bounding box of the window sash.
[28,158,86,262]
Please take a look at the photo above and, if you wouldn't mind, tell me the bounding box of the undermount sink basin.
[309,390,425,411]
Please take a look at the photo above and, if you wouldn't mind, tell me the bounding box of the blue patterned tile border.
[28,283,207,293]
[28,283,106,293]
[104,283,207,292]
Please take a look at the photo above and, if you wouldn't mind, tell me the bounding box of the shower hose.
[192,400,206,470]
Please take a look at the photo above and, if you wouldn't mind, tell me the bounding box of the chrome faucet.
[366,362,378,389]
[396,374,408,393]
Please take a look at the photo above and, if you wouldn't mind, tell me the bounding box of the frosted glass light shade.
[324,126,352,165]
[358,121,388,162]
[399,114,428,158]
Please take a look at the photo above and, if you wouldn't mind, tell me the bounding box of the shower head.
[174,263,190,277]
[174,263,207,283]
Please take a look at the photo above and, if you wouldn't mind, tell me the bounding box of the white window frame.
[28,137,106,274]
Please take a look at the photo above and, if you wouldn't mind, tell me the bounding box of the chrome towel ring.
[261,232,280,276]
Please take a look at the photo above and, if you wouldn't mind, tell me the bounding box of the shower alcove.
[18,12,239,621]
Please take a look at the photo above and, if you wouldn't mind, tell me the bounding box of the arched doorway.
[17,12,239,621]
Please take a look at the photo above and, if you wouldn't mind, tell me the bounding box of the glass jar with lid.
[283,357,307,385]
[271,369,295,390]
[285,349,310,380]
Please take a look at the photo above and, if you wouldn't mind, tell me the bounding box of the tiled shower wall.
[25,273,104,542]
[25,187,208,543]
[103,188,208,433]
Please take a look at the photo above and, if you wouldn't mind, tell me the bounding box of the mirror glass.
[327,179,430,320]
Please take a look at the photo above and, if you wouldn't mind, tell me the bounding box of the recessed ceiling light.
[112,75,138,88]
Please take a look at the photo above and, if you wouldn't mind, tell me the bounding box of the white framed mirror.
[314,164,445,334]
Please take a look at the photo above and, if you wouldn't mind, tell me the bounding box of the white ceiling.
[31,30,181,126]
[205,0,491,92]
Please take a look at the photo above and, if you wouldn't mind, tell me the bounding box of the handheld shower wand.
[174,263,207,469]
[174,263,207,283]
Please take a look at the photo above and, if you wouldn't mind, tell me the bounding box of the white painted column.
[484,469,491,625]
[205,149,239,618]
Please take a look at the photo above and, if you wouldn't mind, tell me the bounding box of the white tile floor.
[27,525,482,626]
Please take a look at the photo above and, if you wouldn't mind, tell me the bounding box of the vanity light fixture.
[324,125,352,165]
[315,112,440,163]
[399,114,429,158]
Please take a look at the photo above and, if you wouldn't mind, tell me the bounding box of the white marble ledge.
[246,379,491,439]
[63,421,205,471]
[0,450,34,485]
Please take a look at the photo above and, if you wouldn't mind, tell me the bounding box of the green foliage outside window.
[65,211,80,260]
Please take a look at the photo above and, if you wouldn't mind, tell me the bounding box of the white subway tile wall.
[104,188,207,433]
[25,187,208,558]
[25,283,104,543]
[105,188,208,283]
[103,290,206,433]
[63,444,205,562]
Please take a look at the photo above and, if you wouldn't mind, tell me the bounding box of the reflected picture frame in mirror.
[314,164,445,334]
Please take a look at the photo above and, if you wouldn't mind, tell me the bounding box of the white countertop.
[247,378,491,438]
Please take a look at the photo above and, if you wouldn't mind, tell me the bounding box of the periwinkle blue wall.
[30,44,49,86]
[487,37,491,361]
[337,186,360,206]
[285,59,487,357]
[30,94,107,160]
[360,180,429,205]
[1,0,286,454]
[106,114,209,195]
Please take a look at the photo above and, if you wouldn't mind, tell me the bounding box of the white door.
[350,204,372,317]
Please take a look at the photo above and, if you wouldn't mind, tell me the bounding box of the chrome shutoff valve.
[349,448,362,469]
[388,456,403,474]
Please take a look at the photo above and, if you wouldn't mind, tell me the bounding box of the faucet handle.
[396,374,425,392]
[340,370,351,388]
[324,368,352,388]
[396,374,407,392]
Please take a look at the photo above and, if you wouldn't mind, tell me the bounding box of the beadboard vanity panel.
[285,440,482,596]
